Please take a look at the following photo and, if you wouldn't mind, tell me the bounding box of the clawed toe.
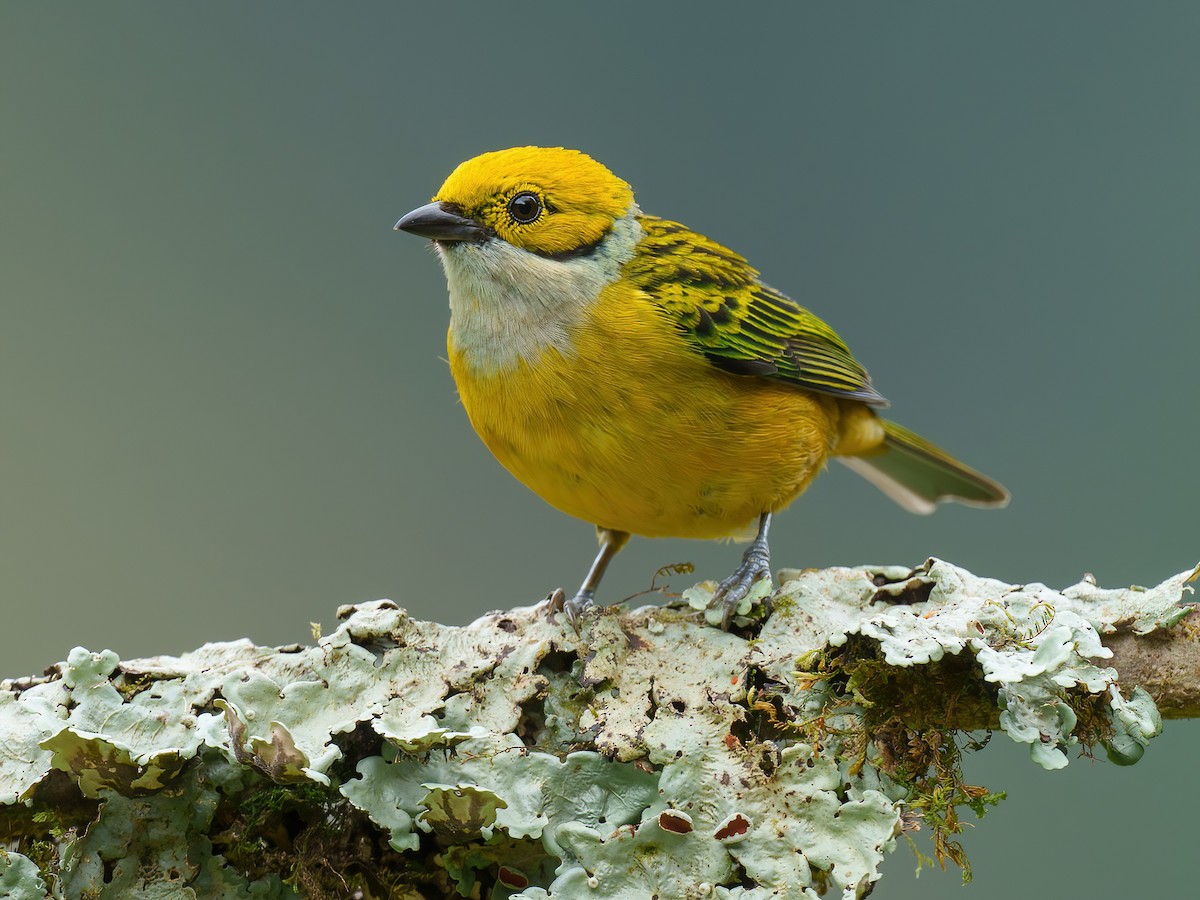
[707,512,774,629]
[564,590,594,633]
[543,588,567,615]
[544,588,594,634]
[709,562,772,630]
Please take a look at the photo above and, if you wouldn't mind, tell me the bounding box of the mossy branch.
[1,559,1196,899]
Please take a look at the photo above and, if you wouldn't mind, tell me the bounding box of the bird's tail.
[838,420,1009,515]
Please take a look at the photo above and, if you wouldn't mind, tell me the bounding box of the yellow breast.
[448,280,842,540]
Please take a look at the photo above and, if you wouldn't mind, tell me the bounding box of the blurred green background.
[2,3,1196,896]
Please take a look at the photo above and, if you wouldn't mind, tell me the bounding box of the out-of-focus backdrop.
[3,3,1196,896]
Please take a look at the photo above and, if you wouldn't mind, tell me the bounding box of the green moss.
[212,773,415,898]
[778,638,1008,878]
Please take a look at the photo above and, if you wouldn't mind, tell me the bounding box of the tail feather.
[838,420,1009,515]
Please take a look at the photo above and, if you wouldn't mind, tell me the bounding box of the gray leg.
[551,528,630,631]
[710,512,773,629]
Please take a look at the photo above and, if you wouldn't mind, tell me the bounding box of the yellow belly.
[448,288,846,540]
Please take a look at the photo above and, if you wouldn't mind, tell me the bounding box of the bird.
[394,146,1008,629]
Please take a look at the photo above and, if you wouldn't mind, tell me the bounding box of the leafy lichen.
[0,560,1193,898]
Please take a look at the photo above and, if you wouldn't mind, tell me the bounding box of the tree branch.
[1102,608,1200,719]
[1,559,1196,898]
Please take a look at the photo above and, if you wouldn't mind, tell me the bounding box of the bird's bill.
[394,201,488,243]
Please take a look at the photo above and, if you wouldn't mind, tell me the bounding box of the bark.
[1104,608,1200,719]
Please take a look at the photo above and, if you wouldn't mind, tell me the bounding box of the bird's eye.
[507,191,542,224]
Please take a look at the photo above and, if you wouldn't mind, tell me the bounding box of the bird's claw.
[709,549,773,630]
[543,588,567,615]
[563,590,594,633]
[544,588,594,634]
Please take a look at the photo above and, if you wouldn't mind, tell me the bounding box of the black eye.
[507,191,542,224]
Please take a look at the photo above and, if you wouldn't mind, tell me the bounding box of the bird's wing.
[625,216,888,407]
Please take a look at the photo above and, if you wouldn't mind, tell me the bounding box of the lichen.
[0,561,1193,898]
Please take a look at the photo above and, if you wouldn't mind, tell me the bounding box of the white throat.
[437,207,643,373]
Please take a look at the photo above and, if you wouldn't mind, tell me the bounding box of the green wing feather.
[625,216,888,407]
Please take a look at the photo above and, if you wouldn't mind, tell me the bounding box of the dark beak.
[394,201,487,243]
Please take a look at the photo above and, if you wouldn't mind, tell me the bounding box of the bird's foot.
[709,544,773,630]
[544,588,594,634]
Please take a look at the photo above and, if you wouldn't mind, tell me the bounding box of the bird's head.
[395,146,635,257]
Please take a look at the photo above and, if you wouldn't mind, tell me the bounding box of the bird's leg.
[710,512,773,629]
[549,528,630,632]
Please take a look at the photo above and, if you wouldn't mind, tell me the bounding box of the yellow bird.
[395,147,1007,628]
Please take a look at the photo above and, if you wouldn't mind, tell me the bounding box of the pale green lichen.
[0,848,48,900]
[757,560,1194,771]
[0,561,1194,898]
